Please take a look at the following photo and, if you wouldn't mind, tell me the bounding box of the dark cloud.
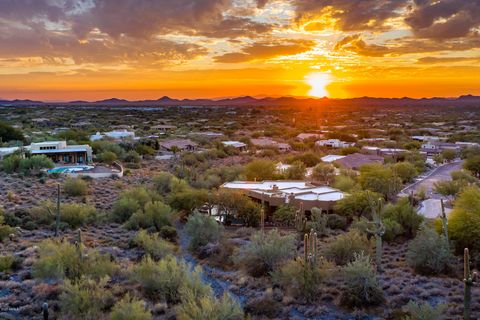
[335,34,480,56]
[293,0,408,31]
[0,22,207,65]
[214,40,315,62]
[0,0,66,22]
[417,56,480,64]
[72,0,272,39]
[405,0,480,39]
[334,35,390,57]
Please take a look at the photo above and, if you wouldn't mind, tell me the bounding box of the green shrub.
[152,172,175,194]
[160,225,177,241]
[177,267,243,320]
[112,187,160,223]
[98,151,117,164]
[0,255,15,272]
[60,277,114,319]
[382,198,423,238]
[234,229,295,276]
[64,178,89,196]
[448,186,480,255]
[0,211,15,242]
[61,203,97,228]
[132,255,187,302]
[341,252,384,307]
[184,212,223,252]
[406,227,454,275]
[383,218,404,242]
[326,230,371,265]
[176,292,243,320]
[326,213,347,230]
[273,205,296,226]
[133,230,175,260]
[110,294,151,320]
[403,300,446,320]
[125,201,174,231]
[18,155,54,174]
[33,239,116,280]
[112,197,141,223]
[1,154,21,173]
[272,258,334,301]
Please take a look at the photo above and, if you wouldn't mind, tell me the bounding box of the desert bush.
[0,255,15,272]
[0,210,15,242]
[33,239,116,280]
[234,229,295,276]
[110,294,151,320]
[341,252,384,307]
[18,155,54,174]
[406,227,453,275]
[133,230,175,260]
[272,258,334,301]
[60,276,114,319]
[64,178,89,196]
[326,213,348,230]
[382,198,423,238]
[383,218,404,242]
[132,255,187,302]
[176,291,243,320]
[152,172,176,194]
[402,300,446,320]
[334,190,383,218]
[273,205,296,226]
[184,212,223,252]
[177,266,243,320]
[61,203,97,228]
[125,201,174,231]
[98,151,117,164]
[448,186,480,255]
[326,230,371,265]
[160,225,177,241]
[112,187,160,223]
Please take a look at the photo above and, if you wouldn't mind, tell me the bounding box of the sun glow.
[306,72,331,98]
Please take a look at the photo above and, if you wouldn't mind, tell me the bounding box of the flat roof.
[222,181,312,190]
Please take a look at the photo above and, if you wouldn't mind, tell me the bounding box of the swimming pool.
[48,165,94,174]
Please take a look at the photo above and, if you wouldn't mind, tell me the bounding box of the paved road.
[401,160,462,199]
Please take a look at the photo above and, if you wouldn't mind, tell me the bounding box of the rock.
[282,295,294,305]
[0,312,16,320]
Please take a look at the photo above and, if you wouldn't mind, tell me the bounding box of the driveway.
[400,160,462,199]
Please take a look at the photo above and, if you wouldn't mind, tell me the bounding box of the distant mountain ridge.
[1,95,480,107]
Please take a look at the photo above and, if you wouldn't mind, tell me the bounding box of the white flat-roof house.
[221,180,345,216]
[0,141,92,164]
[222,141,247,151]
[90,130,135,141]
[316,139,355,148]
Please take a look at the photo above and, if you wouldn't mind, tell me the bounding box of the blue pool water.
[48,165,94,173]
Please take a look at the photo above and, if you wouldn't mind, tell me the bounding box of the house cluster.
[90,130,136,141]
[315,139,355,149]
[321,153,384,170]
[250,138,292,152]
[221,180,345,217]
[0,141,93,164]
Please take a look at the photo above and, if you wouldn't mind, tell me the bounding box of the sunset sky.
[0,0,479,100]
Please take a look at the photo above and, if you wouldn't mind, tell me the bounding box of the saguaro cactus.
[47,184,61,237]
[463,248,478,320]
[303,229,318,265]
[366,194,385,273]
[295,202,307,233]
[42,302,49,320]
[440,199,449,246]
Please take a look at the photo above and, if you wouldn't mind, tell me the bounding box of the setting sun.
[306,72,332,98]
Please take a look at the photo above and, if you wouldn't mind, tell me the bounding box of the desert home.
[160,139,198,152]
[316,139,355,148]
[0,141,93,164]
[221,180,345,216]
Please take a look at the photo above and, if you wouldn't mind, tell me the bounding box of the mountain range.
[1,95,480,108]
